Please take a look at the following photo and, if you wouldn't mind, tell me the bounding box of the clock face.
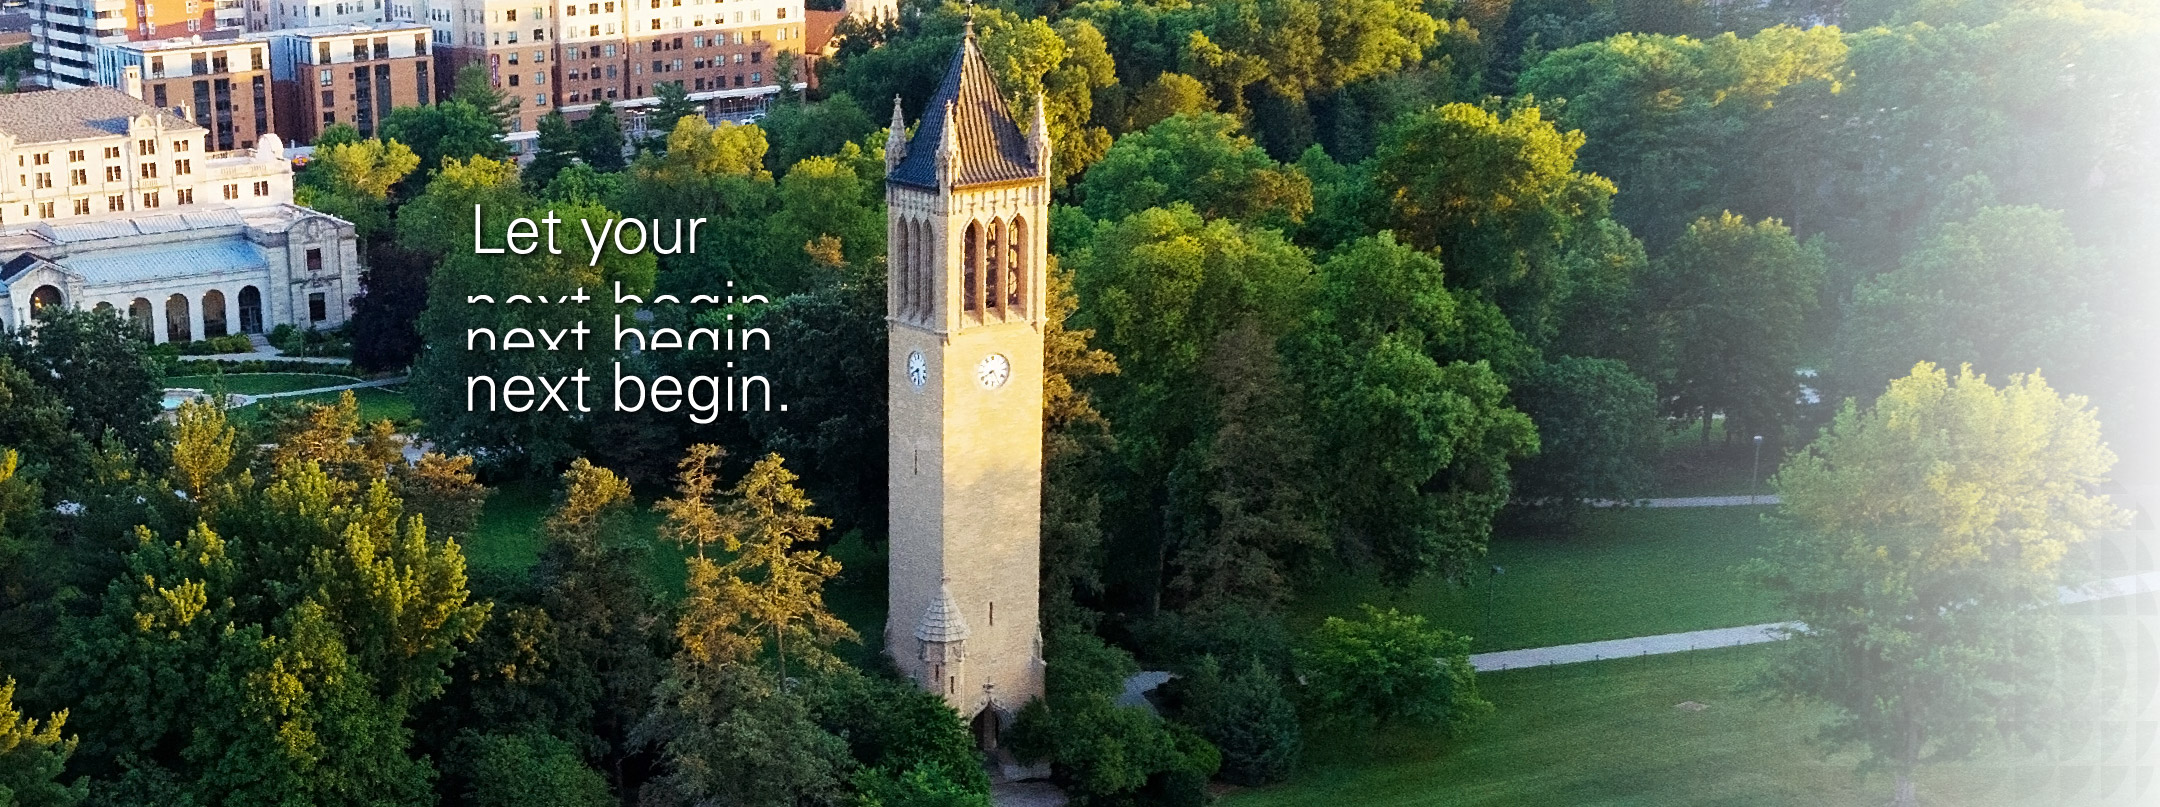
[975,353,1011,389]
[907,351,928,389]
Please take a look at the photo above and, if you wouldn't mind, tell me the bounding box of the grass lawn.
[1220,644,2072,807]
[165,372,359,395]
[1293,507,1787,652]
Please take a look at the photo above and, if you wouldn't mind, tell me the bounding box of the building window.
[138,139,157,156]
[108,195,125,211]
[176,188,193,204]
[154,84,168,106]
[67,150,83,162]
[253,181,270,196]
[31,152,47,165]
[223,183,238,199]
[106,166,123,182]
[140,164,158,179]
[33,172,50,188]
[142,192,159,208]
[105,146,121,159]
[174,139,190,153]
[306,248,324,273]
[72,198,89,215]
[309,292,327,322]
[37,201,53,218]
[70,169,86,185]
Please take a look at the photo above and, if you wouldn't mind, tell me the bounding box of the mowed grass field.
[1220,643,2102,807]
[1293,506,1787,652]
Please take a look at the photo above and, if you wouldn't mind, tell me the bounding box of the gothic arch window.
[894,219,914,319]
[985,218,1003,315]
[1008,216,1028,314]
[915,219,933,318]
[963,220,981,314]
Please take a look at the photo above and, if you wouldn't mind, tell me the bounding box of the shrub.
[1296,605,1490,732]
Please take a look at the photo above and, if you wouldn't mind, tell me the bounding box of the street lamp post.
[1750,434,1765,505]
[1485,564,1505,646]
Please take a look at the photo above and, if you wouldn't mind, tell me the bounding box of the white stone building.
[0,86,361,341]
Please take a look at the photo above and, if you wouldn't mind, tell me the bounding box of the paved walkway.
[1469,569,2160,673]
[1589,494,1781,508]
[244,375,406,401]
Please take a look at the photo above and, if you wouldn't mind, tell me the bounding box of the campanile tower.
[883,22,1051,737]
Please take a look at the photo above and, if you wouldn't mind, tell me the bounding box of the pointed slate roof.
[914,583,972,644]
[887,29,1041,189]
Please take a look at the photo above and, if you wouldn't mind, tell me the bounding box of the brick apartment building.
[265,24,433,142]
[39,1,807,147]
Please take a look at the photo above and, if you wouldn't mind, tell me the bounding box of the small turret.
[885,95,909,172]
[935,100,961,190]
[1027,92,1051,175]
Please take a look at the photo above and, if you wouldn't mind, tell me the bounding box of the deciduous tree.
[1757,363,2124,807]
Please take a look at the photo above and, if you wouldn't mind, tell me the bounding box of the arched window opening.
[984,218,1003,315]
[1008,217,1027,313]
[201,289,228,339]
[963,221,981,314]
[894,220,913,318]
[129,298,153,341]
[93,301,114,316]
[28,285,63,319]
[165,294,192,343]
[238,286,263,335]
[916,220,933,318]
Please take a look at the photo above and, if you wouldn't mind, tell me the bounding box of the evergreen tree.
[573,102,628,172]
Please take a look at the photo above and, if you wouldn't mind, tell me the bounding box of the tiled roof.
[888,30,1041,189]
[914,583,972,644]
[0,87,197,144]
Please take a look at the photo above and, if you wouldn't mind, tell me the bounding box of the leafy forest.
[2,0,2156,805]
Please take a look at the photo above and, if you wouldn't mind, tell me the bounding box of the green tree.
[1292,234,1538,584]
[1370,101,1617,340]
[0,307,162,455]
[383,101,513,179]
[1510,356,1659,513]
[1517,26,1848,249]
[1296,605,1489,730]
[1076,113,1312,229]
[759,92,882,173]
[1173,656,1300,786]
[396,156,531,257]
[1008,628,1219,807]
[1837,205,2105,401]
[640,449,856,807]
[407,198,655,467]
[648,82,704,143]
[1119,72,1216,132]
[525,111,581,189]
[0,675,86,807]
[1756,363,2124,807]
[452,63,521,133]
[1646,211,1825,443]
[453,732,613,807]
[573,102,628,172]
[297,136,422,241]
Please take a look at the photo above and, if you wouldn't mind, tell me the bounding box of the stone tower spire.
[882,29,1052,745]
[885,95,909,172]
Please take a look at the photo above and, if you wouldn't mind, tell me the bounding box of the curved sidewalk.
[1470,569,2160,673]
